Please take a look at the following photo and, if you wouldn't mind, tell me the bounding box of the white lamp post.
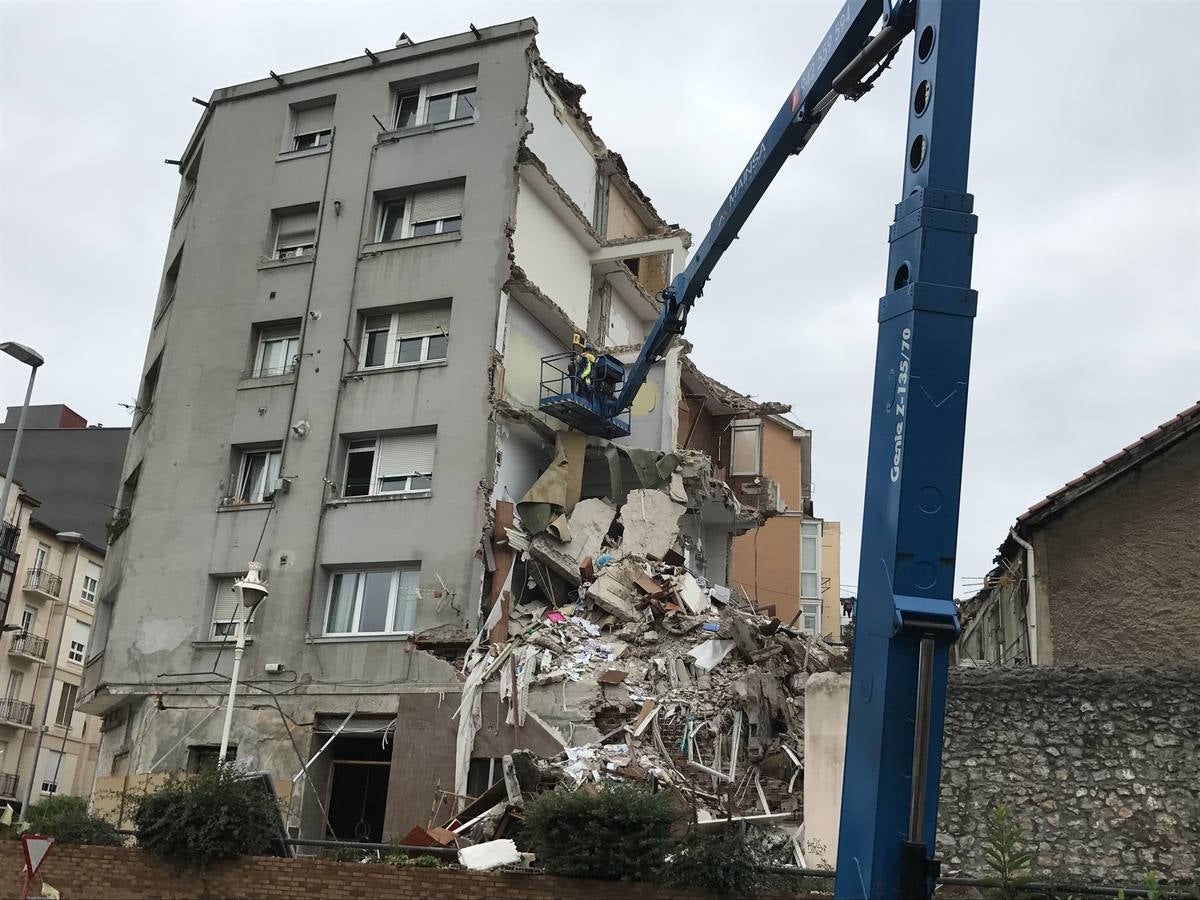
[217,562,269,765]
[18,531,81,823]
[0,342,45,573]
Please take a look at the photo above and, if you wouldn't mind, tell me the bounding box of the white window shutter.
[410,185,464,222]
[377,432,437,477]
[394,304,451,336]
[277,209,317,244]
[212,578,241,626]
[425,75,475,97]
[72,620,89,651]
[294,103,334,134]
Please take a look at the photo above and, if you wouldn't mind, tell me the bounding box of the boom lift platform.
[538,0,981,896]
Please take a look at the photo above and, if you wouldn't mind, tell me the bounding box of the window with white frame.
[67,620,88,665]
[234,447,283,504]
[800,521,821,636]
[40,749,63,795]
[289,99,334,151]
[19,607,35,635]
[55,681,78,727]
[359,303,451,369]
[32,542,49,573]
[373,183,463,242]
[5,671,23,701]
[252,323,300,377]
[343,432,436,498]
[80,562,101,603]
[730,420,762,476]
[210,576,255,640]
[323,567,420,636]
[392,74,476,130]
[272,206,319,259]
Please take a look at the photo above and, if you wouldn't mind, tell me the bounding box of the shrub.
[982,801,1033,900]
[658,828,770,895]
[134,766,280,869]
[25,795,122,846]
[384,853,444,868]
[522,784,673,881]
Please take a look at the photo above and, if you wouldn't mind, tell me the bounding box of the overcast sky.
[2,0,1197,597]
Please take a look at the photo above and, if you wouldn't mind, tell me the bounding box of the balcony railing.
[0,772,16,797]
[24,567,61,598]
[9,632,48,660]
[0,522,18,554]
[0,698,35,726]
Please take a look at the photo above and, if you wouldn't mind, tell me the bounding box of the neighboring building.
[0,405,130,552]
[79,21,829,842]
[0,481,104,814]
[718,405,841,639]
[956,401,1200,667]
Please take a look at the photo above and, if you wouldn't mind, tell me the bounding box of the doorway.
[324,735,392,843]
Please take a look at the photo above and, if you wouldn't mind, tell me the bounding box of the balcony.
[0,772,16,798]
[0,522,18,555]
[8,632,48,661]
[23,567,61,599]
[0,698,35,727]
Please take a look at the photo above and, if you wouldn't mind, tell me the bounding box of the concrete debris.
[458,838,522,870]
[530,498,617,585]
[619,489,686,559]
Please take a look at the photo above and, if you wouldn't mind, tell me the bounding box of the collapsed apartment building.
[78,20,841,845]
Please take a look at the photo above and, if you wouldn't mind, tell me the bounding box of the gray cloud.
[2,0,1197,597]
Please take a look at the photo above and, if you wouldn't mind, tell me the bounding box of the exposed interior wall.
[820,521,842,642]
[500,296,571,411]
[603,183,649,240]
[524,74,597,222]
[604,285,643,347]
[512,180,593,327]
[805,666,1200,881]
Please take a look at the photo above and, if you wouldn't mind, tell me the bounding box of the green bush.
[522,784,674,881]
[134,766,280,869]
[384,853,444,868]
[25,795,122,846]
[658,828,773,895]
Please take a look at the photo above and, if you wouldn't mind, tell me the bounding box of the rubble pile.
[437,440,845,863]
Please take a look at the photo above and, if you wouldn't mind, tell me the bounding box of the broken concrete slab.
[586,566,641,622]
[619,489,686,559]
[674,571,710,616]
[529,498,617,584]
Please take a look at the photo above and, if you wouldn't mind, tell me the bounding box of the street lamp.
[19,531,81,823]
[217,562,269,765]
[0,342,45,545]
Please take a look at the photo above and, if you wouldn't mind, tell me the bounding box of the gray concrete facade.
[81,21,701,838]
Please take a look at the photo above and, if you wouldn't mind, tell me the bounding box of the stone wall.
[939,665,1199,881]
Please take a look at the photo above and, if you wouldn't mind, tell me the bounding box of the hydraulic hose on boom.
[538,2,980,895]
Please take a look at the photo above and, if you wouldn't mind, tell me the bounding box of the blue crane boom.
[539,2,980,896]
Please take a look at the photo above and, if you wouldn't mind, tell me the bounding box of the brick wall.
[0,843,798,900]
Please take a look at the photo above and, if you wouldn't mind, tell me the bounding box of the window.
[289,100,334,151]
[373,183,464,243]
[188,744,236,772]
[730,421,762,476]
[137,354,162,425]
[32,543,49,573]
[324,567,420,636]
[272,206,319,259]
[235,448,283,503]
[5,671,22,701]
[0,740,8,774]
[19,607,35,635]
[55,682,78,727]
[800,521,821,636]
[40,750,62,795]
[158,245,183,316]
[252,324,300,377]
[392,75,476,130]
[210,576,254,640]
[67,620,88,664]
[342,432,436,497]
[80,563,101,604]
[467,757,502,797]
[358,304,451,369]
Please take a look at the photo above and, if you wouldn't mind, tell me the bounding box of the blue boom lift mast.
[538,0,979,896]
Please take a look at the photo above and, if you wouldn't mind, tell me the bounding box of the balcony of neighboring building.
[23,567,61,600]
[0,522,19,556]
[8,631,48,662]
[0,697,35,728]
[0,771,17,799]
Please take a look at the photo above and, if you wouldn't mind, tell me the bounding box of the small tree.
[134,766,280,869]
[25,795,122,846]
[659,827,769,894]
[982,801,1033,900]
[522,784,674,881]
